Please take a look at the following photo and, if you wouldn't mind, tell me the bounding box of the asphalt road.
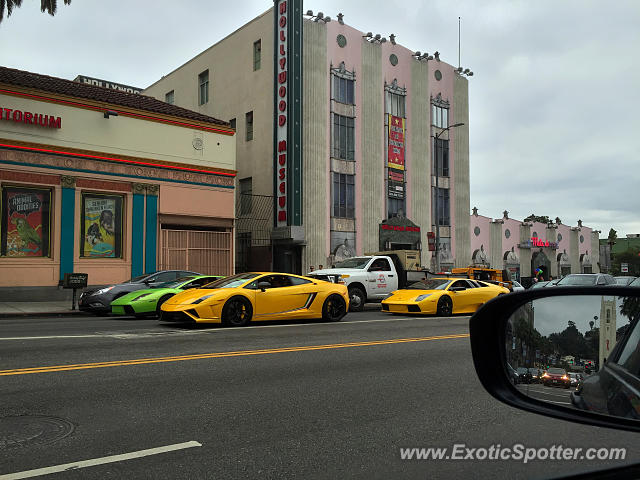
[1,311,638,479]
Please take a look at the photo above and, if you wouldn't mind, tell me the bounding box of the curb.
[0,310,87,319]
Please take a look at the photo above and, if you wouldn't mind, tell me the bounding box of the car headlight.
[191,293,218,305]
[414,294,432,302]
[94,286,115,295]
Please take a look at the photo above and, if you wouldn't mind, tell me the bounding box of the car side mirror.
[469,286,640,432]
[257,281,271,291]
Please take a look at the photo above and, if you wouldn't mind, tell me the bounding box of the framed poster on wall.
[80,193,123,258]
[0,186,51,257]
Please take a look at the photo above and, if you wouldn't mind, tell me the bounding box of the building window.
[387,197,405,219]
[198,70,209,105]
[229,118,236,130]
[432,104,448,128]
[253,40,261,71]
[332,173,355,218]
[331,114,355,160]
[332,75,354,104]
[165,90,174,104]
[80,193,123,258]
[0,186,51,257]
[245,111,253,141]
[433,187,450,226]
[239,177,252,215]
[385,91,406,117]
[434,137,449,177]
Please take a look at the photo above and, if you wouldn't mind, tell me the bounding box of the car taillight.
[562,375,568,380]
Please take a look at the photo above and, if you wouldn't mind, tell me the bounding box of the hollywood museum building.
[0,67,236,300]
[144,0,472,275]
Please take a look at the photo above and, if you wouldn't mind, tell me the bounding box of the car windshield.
[129,274,150,283]
[332,257,372,269]
[614,277,633,285]
[199,273,259,289]
[547,368,566,375]
[556,275,597,286]
[406,279,451,290]
[516,368,528,374]
[153,276,196,289]
[629,277,640,287]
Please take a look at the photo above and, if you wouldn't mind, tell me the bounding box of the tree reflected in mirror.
[506,295,640,420]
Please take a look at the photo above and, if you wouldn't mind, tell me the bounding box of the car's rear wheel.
[221,296,253,327]
[156,295,174,318]
[322,294,347,322]
[436,296,453,316]
[348,286,366,312]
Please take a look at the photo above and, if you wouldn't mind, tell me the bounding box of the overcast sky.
[1,1,638,237]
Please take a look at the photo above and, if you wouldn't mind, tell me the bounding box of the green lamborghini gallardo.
[110,275,222,318]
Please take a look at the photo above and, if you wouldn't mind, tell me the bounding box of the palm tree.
[1,0,71,24]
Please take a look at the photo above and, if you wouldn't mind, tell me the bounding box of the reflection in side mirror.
[506,294,640,421]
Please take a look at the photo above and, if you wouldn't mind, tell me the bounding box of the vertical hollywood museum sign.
[273,0,302,228]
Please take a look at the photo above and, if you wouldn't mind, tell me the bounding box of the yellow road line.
[0,333,470,376]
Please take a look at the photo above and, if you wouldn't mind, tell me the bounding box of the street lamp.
[433,122,464,272]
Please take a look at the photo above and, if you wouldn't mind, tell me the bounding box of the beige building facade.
[0,66,236,299]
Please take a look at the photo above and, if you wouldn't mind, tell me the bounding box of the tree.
[607,228,617,244]
[1,0,71,24]
[524,214,551,224]
[611,247,640,276]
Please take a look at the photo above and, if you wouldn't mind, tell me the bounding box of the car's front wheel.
[436,296,453,316]
[348,286,366,312]
[221,296,253,327]
[322,294,347,322]
[156,294,174,318]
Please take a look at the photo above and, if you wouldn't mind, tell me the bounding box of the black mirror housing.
[469,286,640,433]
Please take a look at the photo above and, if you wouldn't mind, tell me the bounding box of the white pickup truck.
[307,255,425,311]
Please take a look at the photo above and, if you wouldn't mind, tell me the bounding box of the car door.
[366,258,397,299]
[252,274,311,319]
[447,280,474,313]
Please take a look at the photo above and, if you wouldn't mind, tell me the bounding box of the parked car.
[111,275,221,318]
[555,273,616,287]
[160,272,349,326]
[506,363,519,385]
[79,270,201,314]
[511,280,525,291]
[381,277,509,316]
[614,276,637,286]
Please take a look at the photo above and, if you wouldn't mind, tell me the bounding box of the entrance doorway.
[273,245,302,275]
[531,250,551,281]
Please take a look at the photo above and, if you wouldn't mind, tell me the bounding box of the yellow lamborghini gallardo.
[160,272,349,326]
[381,277,509,316]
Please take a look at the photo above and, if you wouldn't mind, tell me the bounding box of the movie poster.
[81,194,122,258]
[1,187,50,257]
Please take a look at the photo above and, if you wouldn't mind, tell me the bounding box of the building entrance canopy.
[379,216,421,251]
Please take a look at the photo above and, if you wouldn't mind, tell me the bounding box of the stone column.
[131,183,146,277]
[570,227,580,274]
[546,224,558,278]
[59,175,76,281]
[145,184,159,274]
[519,223,532,278]
[490,220,503,269]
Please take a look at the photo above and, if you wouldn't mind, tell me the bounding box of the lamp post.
[433,122,464,272]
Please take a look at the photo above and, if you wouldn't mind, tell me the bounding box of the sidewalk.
[0,301,84,318]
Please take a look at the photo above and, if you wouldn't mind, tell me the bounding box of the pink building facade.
[470,209,600,285]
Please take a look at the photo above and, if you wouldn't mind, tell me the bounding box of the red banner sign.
[381,224,420,232]
[388,115,405,171]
